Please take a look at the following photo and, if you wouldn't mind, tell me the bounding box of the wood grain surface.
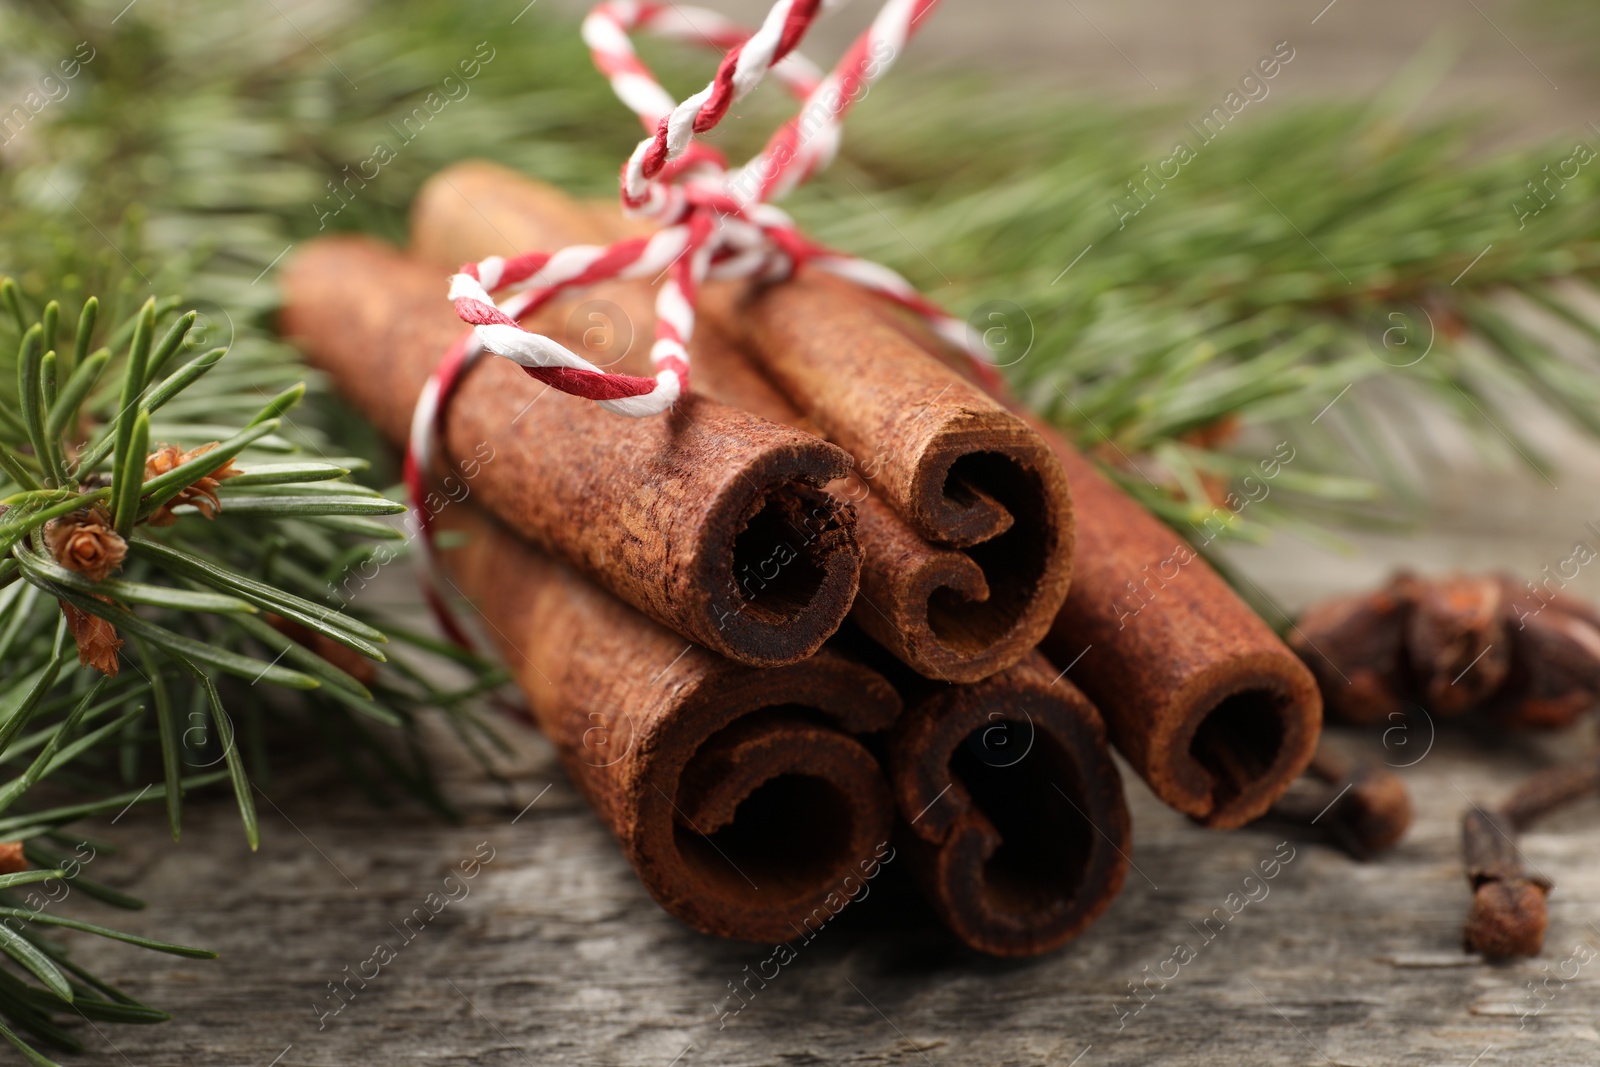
[51,698,1600,1066]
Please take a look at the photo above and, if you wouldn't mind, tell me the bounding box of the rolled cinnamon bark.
[281,235,861,667]
[787,264,1322,829]
[409,162,1075,682]
[1040,447,1320,829]
[881,652,1130,956]
[405,164,1316,828]
[436,503,901,941]
[712,271,1074,684]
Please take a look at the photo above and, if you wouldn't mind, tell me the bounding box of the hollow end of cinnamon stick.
[280,235,864,667]
[1139,654,1323,831]
[636,661,901,940]
[437,505,901,942]
[706,271,1074,683]
[857,430,1073,683]
[410,162,1075,683]
[885,657,1130,956]
[1040,444,1321,830]
[685,440,863,665]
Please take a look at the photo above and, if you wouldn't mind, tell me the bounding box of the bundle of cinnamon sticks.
[280,162,1322,957]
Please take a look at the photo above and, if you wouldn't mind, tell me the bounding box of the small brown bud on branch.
[144,442,241,526]
[59,598,123,676]
[44,506,126,582]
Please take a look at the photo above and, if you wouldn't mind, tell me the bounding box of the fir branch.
[0,0,1592,1058]
[0,268,501,1059]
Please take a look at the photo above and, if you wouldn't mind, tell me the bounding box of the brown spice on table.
[1461,807,1551,959]
[301,162,1336,950]
[434,503,900,942]
[883,653,1130,956]
[1265,740,1412,860]
[408,162,1076,684]
[281,235,863,668]
[1490,586,1600,730]
[1404,573,1510,716]
[1285,582,1412,724]
[1461,753,1600,958]
[1291,571,1600,729]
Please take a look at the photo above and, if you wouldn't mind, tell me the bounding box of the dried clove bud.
[143,442,241,526]
[1405,574,1509,715]
[1461,807,1550,959]
[1489,579,1600,731]
[1293,571,1600,729]
[44,505,126,582]
[1288,582,1412,724]
[1465,876,1550,960]
[1461,754,1600,958]
[1266,742,1412,859]
[1499,753,1600,827]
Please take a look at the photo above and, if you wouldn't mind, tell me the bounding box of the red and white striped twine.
[407,0,1004,646]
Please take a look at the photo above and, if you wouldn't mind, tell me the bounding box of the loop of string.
[406,0,1001,650]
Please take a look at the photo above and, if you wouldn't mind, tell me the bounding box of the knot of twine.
[407,0,999,647]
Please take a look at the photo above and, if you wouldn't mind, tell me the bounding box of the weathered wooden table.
[58,697,1600,1066]
[66,144,1600,1067]
[39,2,1596,1061]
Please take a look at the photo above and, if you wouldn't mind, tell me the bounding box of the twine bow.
[407,0,998,646]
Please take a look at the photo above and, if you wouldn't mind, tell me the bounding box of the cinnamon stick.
[680,227,1320,829]
[855,290,1321,827]
[280,236,862,667]
[409,162,1075,682]
[1038,447,1321,829]
[881,653,1131,956]
[843,315,1321,828]
[435,503,901,941]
